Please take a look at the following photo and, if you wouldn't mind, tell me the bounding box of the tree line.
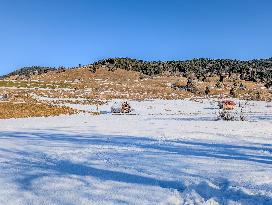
[2,66,56,78]
[94,57,272,87]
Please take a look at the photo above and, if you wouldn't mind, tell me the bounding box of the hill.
[3,57,272,88]
[2,66,57,79]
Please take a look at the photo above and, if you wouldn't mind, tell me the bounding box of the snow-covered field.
[0,99,272,205]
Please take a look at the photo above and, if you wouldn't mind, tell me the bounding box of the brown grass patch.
[0,102,76,119]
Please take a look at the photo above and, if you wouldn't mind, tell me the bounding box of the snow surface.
[0,99,272,205]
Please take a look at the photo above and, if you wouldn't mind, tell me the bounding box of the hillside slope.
[2,57,272,88]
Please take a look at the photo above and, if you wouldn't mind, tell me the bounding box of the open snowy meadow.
[0,99,272,205]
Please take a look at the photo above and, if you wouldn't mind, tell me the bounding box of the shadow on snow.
[0,130,272,204]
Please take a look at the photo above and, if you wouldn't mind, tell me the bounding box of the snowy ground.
[0,99,272,205]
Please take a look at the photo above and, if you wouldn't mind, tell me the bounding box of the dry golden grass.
[22,68,190,100]
[0,102,76,119]
[28,67,140,83]
[3,67,272,101]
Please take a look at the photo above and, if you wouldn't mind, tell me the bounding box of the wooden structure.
[121,101,131,113]
[111,101,132,114]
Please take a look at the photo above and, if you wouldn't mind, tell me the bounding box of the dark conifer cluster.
[94,58,272,85]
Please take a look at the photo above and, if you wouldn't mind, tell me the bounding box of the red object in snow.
[222,100,236,110]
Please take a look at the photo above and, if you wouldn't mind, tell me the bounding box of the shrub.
[217,109,246,121]
[230,87,238,98]
[215,81,223,88]
[217,100,247,121]
[186,77,198,93]
[205,86,211,95]
[218,110,235,121]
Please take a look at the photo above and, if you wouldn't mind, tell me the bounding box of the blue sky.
[0,0,271,75]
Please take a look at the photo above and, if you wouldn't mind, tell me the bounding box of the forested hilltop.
[93,58,272,87]
[2,58,272,87]
[2,66,56,78]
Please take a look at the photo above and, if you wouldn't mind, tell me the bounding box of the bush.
[218,110,235,121]
[217,109,246,121]
[186,77,198,93]
[217,100,247,121]
[230,87,238,98]
[215,81,223,88]
[205,86,211,95]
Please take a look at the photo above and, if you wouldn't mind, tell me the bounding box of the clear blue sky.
[0,0,272,75]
